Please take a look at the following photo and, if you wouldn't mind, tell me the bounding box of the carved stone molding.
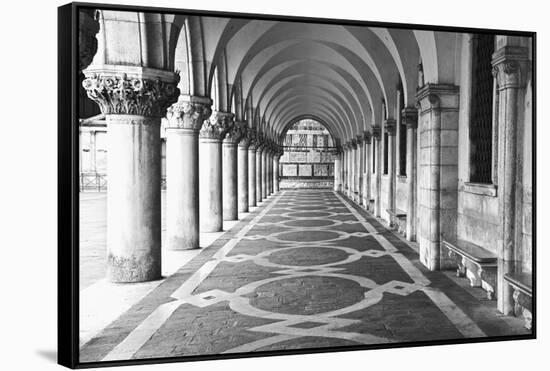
[200,111,234,140]
[415,83,460,113]
[372,126,381,140]
[385,119,397,136]
[401,107,419,129]
[79,9,100,72]
[236,122,250,147]
[255,132,266,151]
[363,131,372,144]
[82,67,180,118]
[166,95,212,131]
[225,120,247,144]
[492,46,530,89]
[246,127,258,150]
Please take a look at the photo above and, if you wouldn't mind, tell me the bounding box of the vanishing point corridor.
[79,190,527,362]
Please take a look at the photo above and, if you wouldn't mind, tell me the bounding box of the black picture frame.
[58,2,536,368]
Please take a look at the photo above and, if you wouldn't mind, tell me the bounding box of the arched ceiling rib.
[170,15,460,144]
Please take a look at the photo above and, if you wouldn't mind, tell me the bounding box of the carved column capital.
[385,119,397,136]
[372,126,381,141]
[415,83,460,113]
[356,135,363,145]
[166,95,212,131]
[82,66,180,118]
[363,131,372,144]
[225,120,247,144]
[492,46,530,89]
[200,111,234,140]
[351,139,357,149]
[401,107,419,129]
[246,127,258,150]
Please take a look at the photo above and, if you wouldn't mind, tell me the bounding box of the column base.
[107,251,161,283]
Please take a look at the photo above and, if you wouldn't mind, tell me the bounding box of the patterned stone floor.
[79,190,529,363]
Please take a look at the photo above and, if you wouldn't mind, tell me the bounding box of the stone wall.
[396,177,408,212]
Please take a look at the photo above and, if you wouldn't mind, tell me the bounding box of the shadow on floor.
[36,349,57,363]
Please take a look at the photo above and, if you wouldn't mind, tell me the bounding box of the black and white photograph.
[56,1,538,367]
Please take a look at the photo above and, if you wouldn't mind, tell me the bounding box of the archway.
[279,118,337,189]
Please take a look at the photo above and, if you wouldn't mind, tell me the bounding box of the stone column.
[267,148,273,195]
[82,67,179,282]
[256,143,264,202]
[353,140,358,199]
[416,84,460,270]
[342,147,347,194]
[403,108,418,241]
[199,111,233,232]
[357,135,364,203]
[363,131,372,209]
[264,148,269,196]
[223,121,245,221]
[372,127,382,217]
[261,146,267,199]
[492,45,530,314]
[273,151,280,193]
[346,145,352,197]
[248,132,258,207]
[334,150,341,192]
[238,125,250,213]
[386,119,397,218]
[165,95,212,251]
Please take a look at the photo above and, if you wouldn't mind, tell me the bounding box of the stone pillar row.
[82,68,283,283]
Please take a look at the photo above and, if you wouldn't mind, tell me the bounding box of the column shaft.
[238,144,249,213]
[248,149,257,207]
[222,141,238,220]
[166,128,199,250]
[406,127,417,241]
[261,150,267,199]
[106,115,161,282]
[375,138,382,217]
[334,156,341,192]
[256,148,263,201]
[200,138,223,232]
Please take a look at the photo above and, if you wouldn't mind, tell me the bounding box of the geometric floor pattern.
[80,190,528,362]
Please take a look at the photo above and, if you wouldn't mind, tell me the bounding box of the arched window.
[469,34,495,184]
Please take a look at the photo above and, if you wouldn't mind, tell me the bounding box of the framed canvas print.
[58,1,536,368]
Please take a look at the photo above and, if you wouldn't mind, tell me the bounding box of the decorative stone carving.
[246,127,258,150]
[200,111,234,140]
[256,132,265,151]
[225,120,247,144]
[236,122,250,147]
[491,46,530,88]
[351,139,357,149]
[415,84,460,113]
[512,289,533,330]
[356,135,363,145]
[363,131,372,144]
[385,119,397,136]
[401,107,419,129]
[82,70,180,118]
[166,95,212,131]
[79,9,100,72]
[442,242,498,300]
[372,126,381,140]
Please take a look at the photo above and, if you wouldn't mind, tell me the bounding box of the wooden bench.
[386,208,407,236]
[441,239,497,300]
[504,272,533,330]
